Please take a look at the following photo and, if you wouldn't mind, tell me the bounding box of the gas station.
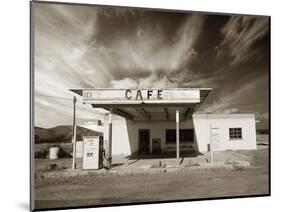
[70,88,257,169]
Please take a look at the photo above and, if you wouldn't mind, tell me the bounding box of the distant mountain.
[34,125,102,144]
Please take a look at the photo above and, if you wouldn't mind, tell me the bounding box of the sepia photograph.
[31,1,270,211]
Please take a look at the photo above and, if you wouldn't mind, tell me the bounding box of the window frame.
[229,127,243,140]
[165,129,194,144]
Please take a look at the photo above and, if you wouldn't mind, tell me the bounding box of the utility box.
[82,136,103,170]
[152,138,161,154]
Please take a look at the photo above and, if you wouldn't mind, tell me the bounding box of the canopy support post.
[107,108,113,169]
[176,109,180,165]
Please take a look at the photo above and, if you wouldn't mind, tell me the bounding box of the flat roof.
[70,88,212,121]
[193,113,255,119]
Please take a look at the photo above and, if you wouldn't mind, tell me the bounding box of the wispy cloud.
[33,3,269,128]
[200,74,268,115]
[34,4,110,127]
[110,73,178,89]
[104,14,205,80]
[34,4,207,127]
[216,16,269,67]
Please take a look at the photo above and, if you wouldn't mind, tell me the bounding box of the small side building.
[193,113,257,152]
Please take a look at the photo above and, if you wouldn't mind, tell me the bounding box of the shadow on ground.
[111,163,124,168]
[126,151,203,160]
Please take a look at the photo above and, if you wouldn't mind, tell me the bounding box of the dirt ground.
[34,147,269,210]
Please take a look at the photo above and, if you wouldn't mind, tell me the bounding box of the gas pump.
[82,136,103,169]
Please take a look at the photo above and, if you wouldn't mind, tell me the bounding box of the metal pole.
[72,96,77,170]
[210,123,213,164]
[107,108,113,168]
[176,109,180,164]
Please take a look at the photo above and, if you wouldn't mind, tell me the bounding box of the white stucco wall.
[104,114,195,155]
[104,113,257,155]
[193,114,257,152]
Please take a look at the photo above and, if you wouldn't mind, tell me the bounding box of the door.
[138,129,150,154]
[152,138,161,154]
[210,127,220,151]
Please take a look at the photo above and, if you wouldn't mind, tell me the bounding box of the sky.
[33,2,270,129]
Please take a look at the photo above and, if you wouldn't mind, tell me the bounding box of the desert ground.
[34,135,269,210]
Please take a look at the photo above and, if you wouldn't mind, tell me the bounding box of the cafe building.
[71,88,257,162]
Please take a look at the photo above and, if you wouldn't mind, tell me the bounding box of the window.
[180,129,194,141]
[166,129,176,143]
[166,129,194,143]
[229,128,242,139]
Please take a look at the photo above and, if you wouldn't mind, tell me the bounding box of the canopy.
[70,88,212,121]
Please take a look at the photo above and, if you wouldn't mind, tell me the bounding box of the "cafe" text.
[125,89,163,100]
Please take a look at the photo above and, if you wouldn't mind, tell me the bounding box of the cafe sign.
[82,89,200,104]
